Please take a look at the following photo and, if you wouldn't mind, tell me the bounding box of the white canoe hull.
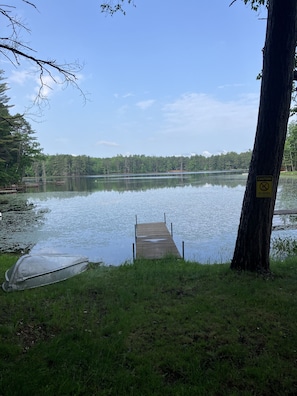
[2,254,89,292]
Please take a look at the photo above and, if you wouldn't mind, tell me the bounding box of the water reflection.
[25,171,247,194]
[0,194,48,253]
[274,177,297,230]
[1,172,297,264]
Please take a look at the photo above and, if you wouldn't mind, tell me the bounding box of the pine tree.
[0,71,43,186]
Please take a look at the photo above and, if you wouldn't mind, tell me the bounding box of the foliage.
[242,0,267,10]
[100,0,269,14]
[271,236,297,258]
[101,0,136,15]
[0,71,43,186]
[1,255,297,395]
[26,150,252,178]
[283,121,297,171]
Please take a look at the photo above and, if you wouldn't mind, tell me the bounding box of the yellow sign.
[256,175,273,198]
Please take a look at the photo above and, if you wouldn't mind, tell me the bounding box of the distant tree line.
[25,121,297,180]
[26,151,252,179]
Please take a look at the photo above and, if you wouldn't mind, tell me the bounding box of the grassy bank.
[1,255,297,395]
[280,170,297,178]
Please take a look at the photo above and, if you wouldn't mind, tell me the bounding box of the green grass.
[280,170,297,177]
[1,254,297,395]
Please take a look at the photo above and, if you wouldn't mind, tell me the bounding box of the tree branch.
[230,0,268,10]
[0,1,84,105]
[0,43,78,81]
[100,1,135,15]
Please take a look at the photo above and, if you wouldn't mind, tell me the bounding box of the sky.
[2,0,269,158]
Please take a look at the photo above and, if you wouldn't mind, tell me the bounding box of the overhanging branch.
[0,43,78,82]
[100,0,135,15]
[0,1,85,105]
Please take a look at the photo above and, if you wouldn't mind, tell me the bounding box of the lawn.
[1,254,297,395]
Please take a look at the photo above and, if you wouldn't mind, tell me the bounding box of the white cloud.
[10,67,74,102]
[114,92,134,99]
[96,140,119,147]
[10,70,33,85]
[161,92,259,153]
[31,74,64,101]
[136,99,155,110]
[217,83,246,89]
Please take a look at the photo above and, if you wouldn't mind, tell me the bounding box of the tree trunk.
[231,0,297,272]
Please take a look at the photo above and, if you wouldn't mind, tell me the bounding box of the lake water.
[1,172,297,265]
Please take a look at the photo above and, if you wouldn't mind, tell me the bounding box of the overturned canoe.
[2,254,89,292]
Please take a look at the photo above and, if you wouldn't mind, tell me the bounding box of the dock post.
[135,215,138,225]
[132,243,135,262]
[135,224,137,242]
[164,213,166,223]
[171,222,173,236]
[182,241,184,259]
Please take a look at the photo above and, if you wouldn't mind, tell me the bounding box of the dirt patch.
[16,320,60,353]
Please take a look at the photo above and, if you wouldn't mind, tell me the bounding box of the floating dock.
[0,189,17,194]
[135,221,181,260]
[273,209,297,230]
[274,209,297,215]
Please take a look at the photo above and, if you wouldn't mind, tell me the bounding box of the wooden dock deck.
[135,222,181,259]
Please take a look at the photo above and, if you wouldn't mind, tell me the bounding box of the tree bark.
[231,0,297,272]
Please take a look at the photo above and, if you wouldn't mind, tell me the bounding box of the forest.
[20,121,297,180]
[27,151,252,180]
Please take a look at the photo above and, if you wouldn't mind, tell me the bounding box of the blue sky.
[3,0,268,157]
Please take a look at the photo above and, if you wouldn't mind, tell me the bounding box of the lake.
[1,172,297,265]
